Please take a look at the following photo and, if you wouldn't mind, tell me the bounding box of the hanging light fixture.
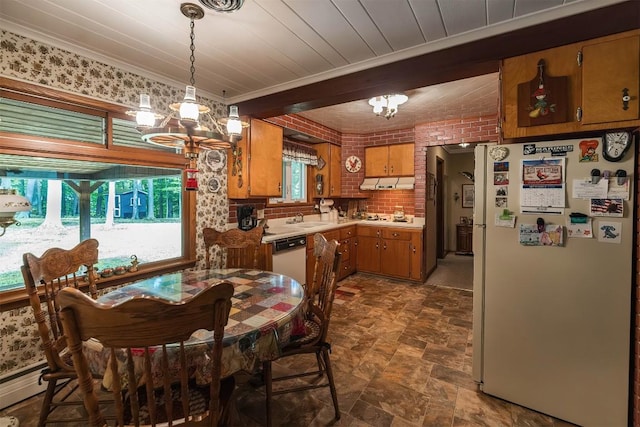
[126,2,248,189]
[0,189,31,237]
[368,94,408,119]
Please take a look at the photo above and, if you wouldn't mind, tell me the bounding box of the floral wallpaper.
[0,29,229,376]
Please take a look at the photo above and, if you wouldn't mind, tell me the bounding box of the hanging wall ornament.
[517,59,569,127]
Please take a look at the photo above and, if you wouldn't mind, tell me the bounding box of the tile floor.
[1,255,575,426]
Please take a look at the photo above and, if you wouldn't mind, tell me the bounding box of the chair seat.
[284,319,321,348]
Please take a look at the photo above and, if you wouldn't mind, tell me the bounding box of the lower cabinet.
[455,224,473,255]
[306,226,356,285]
[338,226,356,280]
[356,225,424,282]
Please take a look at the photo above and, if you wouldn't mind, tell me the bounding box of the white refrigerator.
[472,138,633,426]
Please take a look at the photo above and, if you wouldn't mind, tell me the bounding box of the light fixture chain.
[189,17,196,86]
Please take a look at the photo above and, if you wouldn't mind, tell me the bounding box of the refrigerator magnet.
[597,221,622,243]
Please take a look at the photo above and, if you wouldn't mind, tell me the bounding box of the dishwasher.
[271,235,307,286]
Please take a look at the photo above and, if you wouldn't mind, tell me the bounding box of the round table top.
[97,268,305,344]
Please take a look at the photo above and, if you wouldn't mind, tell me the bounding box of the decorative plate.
[205,149,226,171]
[207,177,221,193]
[316,155,326,170]
[345,155,362,173]
[489,146,509,161]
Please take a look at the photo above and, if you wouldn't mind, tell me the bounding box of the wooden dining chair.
[203,226,264,269]
[262,233,342,427]
[58,281,236,427]
[21,238,101,427]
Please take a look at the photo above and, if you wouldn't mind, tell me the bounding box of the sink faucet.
[295,212,304,223]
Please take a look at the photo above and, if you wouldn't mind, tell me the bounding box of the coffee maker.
[237,205,257,230]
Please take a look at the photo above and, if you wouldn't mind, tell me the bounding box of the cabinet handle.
[384,165,387,173]
[392,232,399,237]
[383,244,387,250]
[576,50,582,66]
[390,165,394,173]
[376,243,379,249]
[622,88,630,110]
[576,107,582,122]
[278,182,281,192]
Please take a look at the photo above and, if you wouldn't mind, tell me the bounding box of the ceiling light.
[459,142,470,148]
[126,3,248,190]
[368,94,408,119]
[0,189,31,237]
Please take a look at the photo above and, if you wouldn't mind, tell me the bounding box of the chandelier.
[368,94,408,119]
[127,3,248,189]
[0,189,31,237]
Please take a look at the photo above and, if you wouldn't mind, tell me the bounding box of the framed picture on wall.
[427,173,436,200]
[462,184,474,208]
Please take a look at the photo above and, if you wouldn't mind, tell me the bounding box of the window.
[0,86,192,298]
[269,160,307,204]
[0,156,183,292]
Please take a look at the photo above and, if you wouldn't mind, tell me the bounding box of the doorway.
[436,156,445,259]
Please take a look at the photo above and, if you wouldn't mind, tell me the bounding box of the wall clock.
[345,155,362,173]
[603,130,632,162]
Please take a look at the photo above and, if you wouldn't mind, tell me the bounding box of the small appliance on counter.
[237,205,257,230]
[393,206,407,222]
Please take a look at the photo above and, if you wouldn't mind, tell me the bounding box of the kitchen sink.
[292,222,326,228]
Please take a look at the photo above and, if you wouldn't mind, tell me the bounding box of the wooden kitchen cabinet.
[364,143,414,177]
[501,30,640,139]
[356,225,424,281]
[455,224,473,255]
[338,226,356,280]
[227,118,283,198]
[312,143,341,198]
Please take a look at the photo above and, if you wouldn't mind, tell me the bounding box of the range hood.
[359,177,415,190]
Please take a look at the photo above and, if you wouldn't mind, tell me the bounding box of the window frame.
[0,79,197,309]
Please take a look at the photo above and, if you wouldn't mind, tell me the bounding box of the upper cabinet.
[227,119,283,198]
[312,143,341,198]
[365,143,414,177]
[501,30,639,139]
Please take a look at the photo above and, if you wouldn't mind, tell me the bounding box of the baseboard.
[0,362,47,410]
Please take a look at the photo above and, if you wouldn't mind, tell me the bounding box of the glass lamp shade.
[226,105,242,135]
[0,189,31,214]
[179,86,200,123]
[136,94,156,127]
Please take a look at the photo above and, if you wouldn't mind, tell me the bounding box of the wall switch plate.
[257,209,265,219]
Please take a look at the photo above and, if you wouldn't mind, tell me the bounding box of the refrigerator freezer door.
[476,139,632,426]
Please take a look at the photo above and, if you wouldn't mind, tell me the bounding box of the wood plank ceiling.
[0,0,637,134]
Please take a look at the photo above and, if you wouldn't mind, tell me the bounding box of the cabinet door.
[409,230,423,281]
[388,143,414,176]
[328,143,342,196]
[381,238,411,278]
[365,146,389,177]
[356,235,380,273]
[248,119,283,197]
[501,42,581,139]
[582,34,639,124]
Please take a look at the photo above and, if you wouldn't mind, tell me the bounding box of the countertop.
[260,215,425,242]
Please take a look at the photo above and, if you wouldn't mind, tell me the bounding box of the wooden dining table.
[83,268,306,390]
